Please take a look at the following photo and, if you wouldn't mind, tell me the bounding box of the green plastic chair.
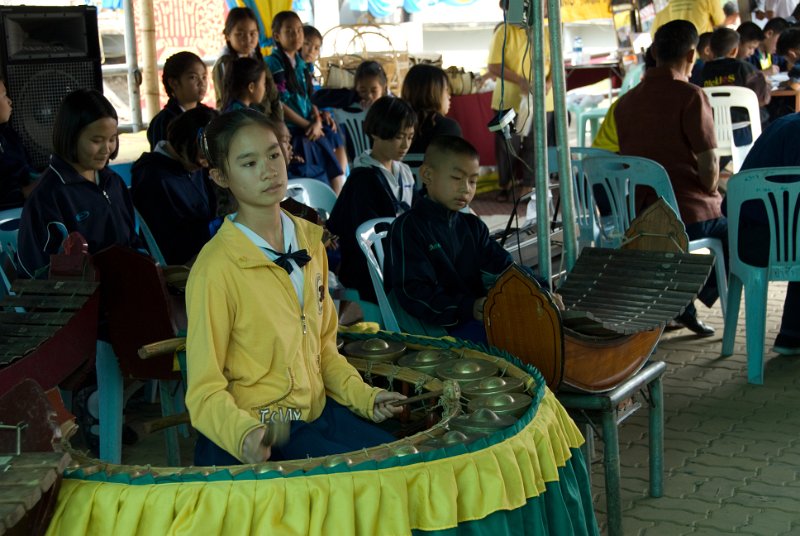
[582,155,728,316]
[721,167,800,384]
[569,62,645,147]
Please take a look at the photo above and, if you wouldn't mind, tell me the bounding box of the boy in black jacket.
[385,135,528,343]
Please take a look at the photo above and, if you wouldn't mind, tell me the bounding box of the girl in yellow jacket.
[186,109,404,465]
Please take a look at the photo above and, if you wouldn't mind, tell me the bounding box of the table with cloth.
[44,333,598,536]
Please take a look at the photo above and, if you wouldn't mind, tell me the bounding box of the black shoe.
[676,311,715,337]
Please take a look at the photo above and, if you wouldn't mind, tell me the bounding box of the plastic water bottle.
[572,36,583,65]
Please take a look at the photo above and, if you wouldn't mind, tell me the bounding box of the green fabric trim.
[64,331,548,484]
[413,447,599,536]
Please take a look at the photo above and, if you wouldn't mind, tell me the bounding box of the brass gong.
[462,376,525,398]
[398,349,458,375]
[343,338,407,362]
[467,392,533,419]
[435,358,498,385]
[448,408,517,435]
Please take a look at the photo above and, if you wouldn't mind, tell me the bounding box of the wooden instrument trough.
[485,200,715,393]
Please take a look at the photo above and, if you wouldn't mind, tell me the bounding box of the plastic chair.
[332,108,370,159]
[582,155,728,316]
[570,62,645,147]
[355,217,400,331]
[548,147,615,251]
[92,246,186,465]
[286,178,338,220]
[721,167,800,384]
[702,86,762,173]
[109,161,134,188]
[134,208,167,266]
[403,152,425,189]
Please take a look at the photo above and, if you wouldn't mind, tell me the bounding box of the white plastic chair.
[570,62,645,147]
[702,86,762,173]
[403,152,425,190]
[332,108,370,160]
[721,167,800,384]
[355,217,399,332]
[582,155,728,316]
[286,178,338,220]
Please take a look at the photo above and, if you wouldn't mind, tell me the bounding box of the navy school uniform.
[17,154,142,278]
[0,123,37,209]
[131,146,214,265]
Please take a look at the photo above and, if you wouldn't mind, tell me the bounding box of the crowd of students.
[2,6,549,465]
[4,5,798,465]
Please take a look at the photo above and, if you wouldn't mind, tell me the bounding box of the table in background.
[565,58,624,92]
[771,87,800,113]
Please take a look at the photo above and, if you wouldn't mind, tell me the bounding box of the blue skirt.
[194,397,395,465]
[289,123,344,185]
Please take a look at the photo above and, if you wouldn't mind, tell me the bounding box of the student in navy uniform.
[147,51,212,150]
[0,75,38,209]
[131,106,219,265]
[327,96,417,304]
[401,64,462,158]
[17,89,141,278]
[384,135,551,344]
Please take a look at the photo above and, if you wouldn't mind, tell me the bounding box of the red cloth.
[447,93,496,166]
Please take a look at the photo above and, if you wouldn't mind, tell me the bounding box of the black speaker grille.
[7,60,99,170]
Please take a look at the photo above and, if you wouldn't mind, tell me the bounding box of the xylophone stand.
[556,360,666,536]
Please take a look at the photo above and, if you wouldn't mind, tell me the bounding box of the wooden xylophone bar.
[558,248,715,336]
[0,279,99,394]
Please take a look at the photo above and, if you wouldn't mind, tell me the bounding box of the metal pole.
[528,1,552,287]
[546,0,576,271]
[122,0,142,131]
[139,0,160,123]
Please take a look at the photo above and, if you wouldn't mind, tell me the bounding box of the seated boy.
[768,28,800,119]
[702,27,769,159]
[384,135,550,344]
[736,22,765,62]
[689,32,714,87]
[748,17,790,74]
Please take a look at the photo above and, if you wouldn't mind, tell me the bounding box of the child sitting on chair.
[185,109,403,465]
[328,96,417,305]
[384,135,552,344]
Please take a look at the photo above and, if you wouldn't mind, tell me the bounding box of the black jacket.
[0,123,36,209]
[131,150,214,265]
[17,155,141,278]
[328,166,414,303]
[384,197,512,327]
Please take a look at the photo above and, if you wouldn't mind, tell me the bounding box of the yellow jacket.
[185,214,380,460]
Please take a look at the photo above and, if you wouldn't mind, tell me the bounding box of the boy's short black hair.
[737,21,765,44]
[777,27,800,55]
[710,27,741,57]
[764,17,790,34]
[697,32,713,52]
[424,135,479,166]
[653,20,699,63]
[363,96,417,141]
[53,88,119,163]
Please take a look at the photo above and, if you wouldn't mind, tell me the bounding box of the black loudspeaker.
[0,6,102,170]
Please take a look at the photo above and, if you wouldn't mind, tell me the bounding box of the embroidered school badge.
[316,273,324,314]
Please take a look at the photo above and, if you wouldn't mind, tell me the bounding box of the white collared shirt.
[231,212,305,307]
